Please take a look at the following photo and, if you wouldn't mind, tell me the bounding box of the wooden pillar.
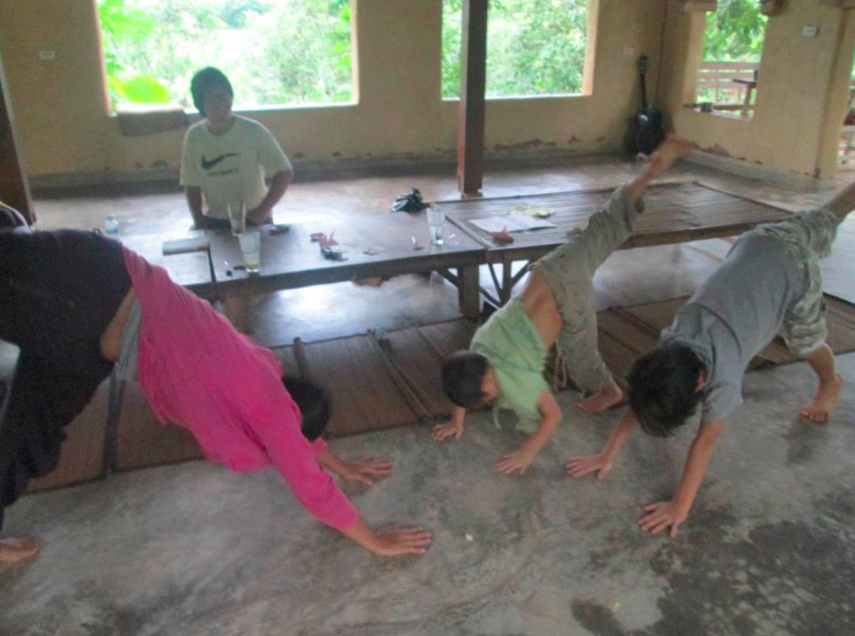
[0,47,35,224]
[457,0,488,197]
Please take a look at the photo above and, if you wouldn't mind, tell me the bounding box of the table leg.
[458,265,480,320]
[500,260,513,305]
[223,296,251,333]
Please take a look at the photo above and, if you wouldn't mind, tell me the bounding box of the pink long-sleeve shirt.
[122,247,358,531]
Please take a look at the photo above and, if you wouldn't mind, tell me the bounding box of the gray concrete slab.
[3,353,854,636]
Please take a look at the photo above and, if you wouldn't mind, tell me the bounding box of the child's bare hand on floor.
[494,447,537,475]
[566,454,613,480]
[638,500,688,538]
[340,457,393,485]
[432,421,463,441]
[373,524,433,556]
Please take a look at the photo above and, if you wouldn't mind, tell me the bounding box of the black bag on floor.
[392,188,427,213]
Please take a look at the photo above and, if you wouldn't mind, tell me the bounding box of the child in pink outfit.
[0,213,430,563]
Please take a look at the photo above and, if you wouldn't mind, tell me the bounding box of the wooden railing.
[697,60,759,109]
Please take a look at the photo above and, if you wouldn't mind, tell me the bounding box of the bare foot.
[799,374,845,425]
[0,537,41,563]
[578,380,624,413]
[648,135,697,174]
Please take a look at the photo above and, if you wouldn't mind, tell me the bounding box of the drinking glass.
[426,206,445,246]
[238,231,261,273]
[228,200,246,235]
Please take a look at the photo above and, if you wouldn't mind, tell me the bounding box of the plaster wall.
[0,0,665,182]
[659,0,855,181]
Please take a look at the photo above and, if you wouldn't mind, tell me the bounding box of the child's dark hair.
[282,376,332,442]
[190,67,233,116]
[626,343,705,437]
[441,351,489,408]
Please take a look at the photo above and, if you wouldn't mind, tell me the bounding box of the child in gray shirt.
[568,179,854,537]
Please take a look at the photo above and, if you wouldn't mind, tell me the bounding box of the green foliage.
[442,0,590,99]
[97,0,352,110]
[702,0,768,62]
[121,77,171,103]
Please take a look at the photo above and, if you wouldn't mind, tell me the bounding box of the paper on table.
[469,215,556,234]
[162,236,210,255]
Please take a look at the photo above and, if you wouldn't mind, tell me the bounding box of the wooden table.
[119,230,217,298]
[435,181,793,306]
[206,211,487,319]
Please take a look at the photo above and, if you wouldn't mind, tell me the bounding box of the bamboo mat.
[271,320,478,437]
[594,294,855,392]
[28,295,855,487]
[434,181,792,253]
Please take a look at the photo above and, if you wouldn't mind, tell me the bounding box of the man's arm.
[638,419,724,538]
[495,389,562,475]
[315,447,392,486]
[247,169,294,225]
[432,405,467,441]
[567,408,640,480]
[184,186,206,229]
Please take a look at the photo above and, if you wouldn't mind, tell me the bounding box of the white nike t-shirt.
[180,115,293,219]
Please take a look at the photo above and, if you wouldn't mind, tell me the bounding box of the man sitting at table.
[180,67,294,230]
[434,136,695,475]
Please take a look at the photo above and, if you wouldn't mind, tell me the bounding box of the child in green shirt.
[436,136,696,475]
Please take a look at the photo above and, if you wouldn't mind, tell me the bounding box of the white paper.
[469,215,556,234]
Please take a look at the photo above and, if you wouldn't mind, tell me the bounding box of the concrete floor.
[2,157,854,635]
[2,355,854,636]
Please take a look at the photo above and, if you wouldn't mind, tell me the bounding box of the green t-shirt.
[470,298,549,432]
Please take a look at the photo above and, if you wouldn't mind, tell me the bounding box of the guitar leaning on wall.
[635,55,665,156]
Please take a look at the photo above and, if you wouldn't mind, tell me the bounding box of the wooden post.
[457,0,488,197]
[458,264,481,319]
[0,46,35,224]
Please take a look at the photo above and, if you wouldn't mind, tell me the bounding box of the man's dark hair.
[282,376,332,442]
[441,351,489,408]
[626,343,706,437]
[190,67,233,116]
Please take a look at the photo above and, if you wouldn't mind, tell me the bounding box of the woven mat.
[272,321,478,437]
[595,294,855,391]
[272,294,855,437]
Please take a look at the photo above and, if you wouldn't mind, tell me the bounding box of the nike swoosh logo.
[201,153,239,170]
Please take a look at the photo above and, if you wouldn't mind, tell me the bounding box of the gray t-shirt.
[660,232,806,422]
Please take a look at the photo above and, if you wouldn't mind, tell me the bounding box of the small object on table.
[270,224,290,235]
[364,246,385,256]
[353,276,385,287]
[489,227,514,244]
[311,231,339,250]
[104,214,120,235]
[227,200,246,235]
[224,260,233,277]
[411,236,425,251]
[322,246,347,261]
[162,236,210,255]
[238,231,262,274]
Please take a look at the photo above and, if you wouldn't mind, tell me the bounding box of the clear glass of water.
[238,231,261,273]
[426,206,445,246]
[104,214,120,235]
[228,200,246,235]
